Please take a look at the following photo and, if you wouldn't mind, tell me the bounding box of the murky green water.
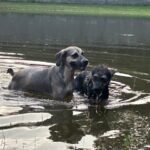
[0,14,150,150]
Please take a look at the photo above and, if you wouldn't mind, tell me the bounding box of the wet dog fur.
[74,65,115,104]
[7,46,88,100]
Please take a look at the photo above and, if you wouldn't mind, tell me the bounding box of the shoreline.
[0,2,150,18]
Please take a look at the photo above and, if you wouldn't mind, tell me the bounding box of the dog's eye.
[72,53,78,59]
[81,52,84,55]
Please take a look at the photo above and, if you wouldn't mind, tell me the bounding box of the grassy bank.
[0,2,150,17]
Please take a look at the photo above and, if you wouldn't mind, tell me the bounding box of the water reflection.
[49,110,84,144]
[1,14,150,48]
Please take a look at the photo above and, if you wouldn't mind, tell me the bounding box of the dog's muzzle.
[80,59,88,70]
[92,87,102,95]
[70,58,88,70]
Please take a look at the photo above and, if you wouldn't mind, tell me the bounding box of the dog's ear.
[55,50,67,66]
[7,68,14,76]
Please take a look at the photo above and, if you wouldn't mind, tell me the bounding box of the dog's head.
[90,65,115,95]
[56,46,88,71]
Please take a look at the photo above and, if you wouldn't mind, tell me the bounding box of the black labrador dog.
[74,65,115,104]
[7,46,88,101]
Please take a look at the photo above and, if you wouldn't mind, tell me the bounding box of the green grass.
[0,2,150,17]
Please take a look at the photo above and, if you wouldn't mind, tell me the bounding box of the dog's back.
[8,67,51,92]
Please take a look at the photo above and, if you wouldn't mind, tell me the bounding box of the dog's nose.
[82,59,88,66]
[92,83,101,92]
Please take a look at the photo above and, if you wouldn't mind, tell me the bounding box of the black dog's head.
[92,65,114,92]
[86,65,115,100]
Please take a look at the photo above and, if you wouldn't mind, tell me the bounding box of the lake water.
[0,14,150,150]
